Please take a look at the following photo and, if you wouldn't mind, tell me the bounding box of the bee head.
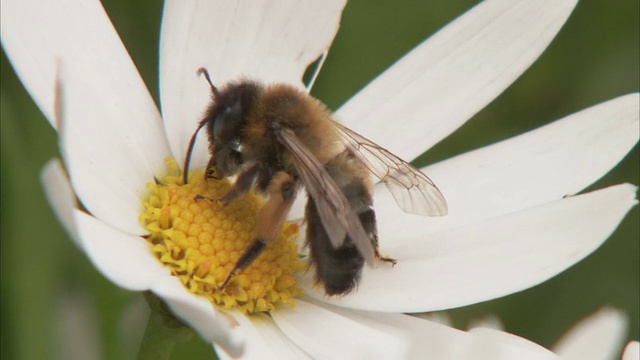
[182,69,262,184]
[206,81,260,146]
[200,79,259,179]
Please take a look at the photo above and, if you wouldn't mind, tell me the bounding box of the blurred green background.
[1,0,638,359]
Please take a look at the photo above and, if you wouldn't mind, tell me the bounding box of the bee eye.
[213,98,243,142]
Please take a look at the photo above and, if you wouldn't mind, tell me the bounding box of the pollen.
[140,159,304,314]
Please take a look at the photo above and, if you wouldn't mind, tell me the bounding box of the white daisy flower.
[2,0,638,358]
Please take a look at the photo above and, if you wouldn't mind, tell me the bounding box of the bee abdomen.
[305,197,367,295]
[305,151,377,295]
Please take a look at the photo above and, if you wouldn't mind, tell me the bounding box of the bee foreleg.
[206,147,243,180]
[217,163,260,205]
[218,171,298,290]
[195,164,260,205]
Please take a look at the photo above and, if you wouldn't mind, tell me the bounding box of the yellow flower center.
[140,159,304,314]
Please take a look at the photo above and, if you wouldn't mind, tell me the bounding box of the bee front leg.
[218,163,260,205]
[218,171,298,290]
[196,163,260,205]
[206,147,243,180]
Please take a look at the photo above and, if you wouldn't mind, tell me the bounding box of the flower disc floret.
[140,160,304,314]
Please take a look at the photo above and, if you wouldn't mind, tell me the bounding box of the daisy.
[1,0,638,358]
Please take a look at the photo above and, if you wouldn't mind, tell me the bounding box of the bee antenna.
[197,67,220,98]
[183,67,219,184]
[183,118,208,185]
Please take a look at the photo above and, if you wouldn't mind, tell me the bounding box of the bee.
[184,68,447,295]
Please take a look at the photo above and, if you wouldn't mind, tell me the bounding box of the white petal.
[150,277,245,357]
[41,159,79,245]
[58,55,173,235]
[412,311,453,327]
[73,210,168,291]
[336,0,578,161]
[271,299,410,359]
[303,184,638,312]
[214,312,310,360]
[379,310,557,359]
[552,307,628,360]
[468,314,504,331]
[468,328,559,360]
[374,94,640,240]
[623,342,640,360]
[288,191,308,221]
[159,0,346,169]
[0,0,166,141]
[275,300,558,359]
[2,0,174,234]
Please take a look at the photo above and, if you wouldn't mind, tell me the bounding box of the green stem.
[137,292,195,360]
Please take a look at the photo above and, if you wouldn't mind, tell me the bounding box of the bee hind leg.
[354,204,396,266]
[218,237,267,290]
[218,171,298,290]
[373,235,397,266]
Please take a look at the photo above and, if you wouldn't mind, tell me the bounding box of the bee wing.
[334,122,448,216]
[275,127,376,265]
